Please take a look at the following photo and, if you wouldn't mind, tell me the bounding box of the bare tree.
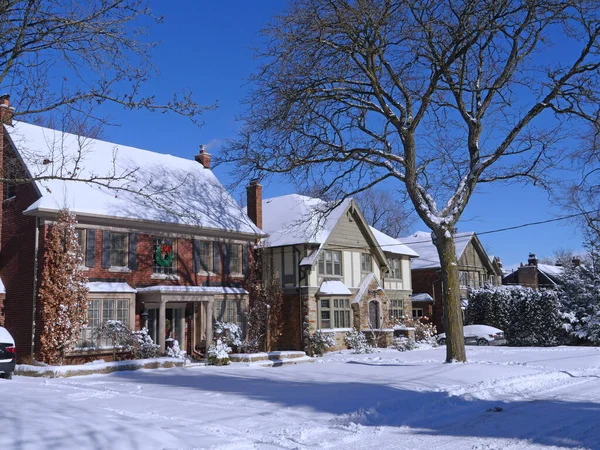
[354,188,414,237]
[222,0,600,362]
[1,0,212,190]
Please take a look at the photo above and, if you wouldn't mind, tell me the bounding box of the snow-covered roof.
[537,264,564,280]
[86,282,136,293]
[369,226,419,257]
[0,277,5,294]
[318,280,352,296]
[254,194,350,248]
[411,293,433,303]
[400,231,475,270]
[7,121,263,236]
[136,285,248,295]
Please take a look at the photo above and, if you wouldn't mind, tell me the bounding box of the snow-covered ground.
[2,346,600,449]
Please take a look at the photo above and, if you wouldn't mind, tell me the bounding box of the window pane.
[230,244,241,273]
[321,311,331,329]
[103,299,115,322]
[318,253,325,274]
[226,300,235,323]
[110,233,127,267]
[214,300,225,321]
[333,252,341,275]
[117,299,129,327]
[321,299,330,309]
[199,241,211,271]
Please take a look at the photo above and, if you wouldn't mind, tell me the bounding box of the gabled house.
[0,96,264,362]
[245,182,419,350]
[399,230,503,331]
[502,253,566,289]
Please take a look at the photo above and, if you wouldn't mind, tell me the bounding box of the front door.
[369,301,380,329]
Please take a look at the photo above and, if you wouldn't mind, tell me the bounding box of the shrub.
[305,330,336,356]
[238,339,260,354]
[166,339,186,359]
[344,329,374,354]
[395,337,417,352]
[132,328,160,359]
[208,339,232,365]
[214,321,243,348]
[392,315,438,345]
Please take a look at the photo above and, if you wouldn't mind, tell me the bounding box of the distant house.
[399,231,503,331]
[0,95,264,362]
[502,253,567,289]
[244,182,419,350]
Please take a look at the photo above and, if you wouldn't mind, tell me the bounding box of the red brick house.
[502,253,565,289]
[245,184,419,350]
[0,96,264,362]
[399,231,503,332]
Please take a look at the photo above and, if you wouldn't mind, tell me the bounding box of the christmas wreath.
[155,242,174,267]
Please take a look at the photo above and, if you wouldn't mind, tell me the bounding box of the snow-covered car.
[0,326,16,379]
[436,325,506,346]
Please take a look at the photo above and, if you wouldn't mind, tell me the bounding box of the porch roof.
[318,280,352,296]
[136,285,248,295]
[87,281,136,293]
[411,293,434,303]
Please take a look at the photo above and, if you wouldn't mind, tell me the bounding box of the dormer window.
[361,253,372,272]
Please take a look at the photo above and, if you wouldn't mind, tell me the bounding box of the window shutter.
[242,243,249,276]
[85,229,96,268]
[192,239,200,273]
[223,243,231,275]
[213,242,221,274]
[128,233,138,270]
[102,231,112,268]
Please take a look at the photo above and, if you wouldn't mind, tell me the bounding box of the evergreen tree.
[38,209,89,364]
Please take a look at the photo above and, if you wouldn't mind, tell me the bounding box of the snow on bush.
[214,321,243,348]
[238,339,260,354]
[392,315,438,346]
[558,262,600,344]
[466,286,564,346]
[132,328,160,359]
[394,337,417,352]
[344,329,374,354]
[166,339,186,359]
[208,339,232,365]
[305,330,336,357]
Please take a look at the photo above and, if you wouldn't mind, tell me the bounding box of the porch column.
[158,300,166,351]
[206,298,214,348]
[179,309,186,350]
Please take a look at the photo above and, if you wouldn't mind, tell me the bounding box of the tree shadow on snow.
[110,367,600,448]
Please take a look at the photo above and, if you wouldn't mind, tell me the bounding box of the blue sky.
[94,1,585,270]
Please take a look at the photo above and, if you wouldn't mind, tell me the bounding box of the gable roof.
[400,231,476,270]
[6,121,262,236]
[369,226,419,258]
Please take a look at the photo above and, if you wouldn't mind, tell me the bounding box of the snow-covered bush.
[132,328,160,359]
[344,329,373,354]
[559,262,600,344]
[392,315,438,345]
[466,286,564,346]
[395,337,417,352]
[208,339,232,365]
[305,330,336,356]
[214,321,243,348]
[238,339,260,354]
[166,339,186,359]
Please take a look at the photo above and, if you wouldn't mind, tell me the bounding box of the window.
[3,182,16,200]
[387,257,401,279]
[412,308,424,319]
[214,299,244,329]
[79,298,131,348]
[229,243,242,274]
[110,233,128,267]
[197,241,212,272]
[153,238,176,275]
[361,253,372,272]
[389,299,404,320]
[319,298,351,329]
[75,228,86,258]
[459,271,469,288]
[318,250,342,276]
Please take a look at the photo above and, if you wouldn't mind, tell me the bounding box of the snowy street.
[2,346,600,450]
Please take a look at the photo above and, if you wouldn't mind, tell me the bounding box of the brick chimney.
[246,179,263,229]
[194,144,211,169]
[572,257,581,267]
[527,253,538,266]
[0,95,14,126]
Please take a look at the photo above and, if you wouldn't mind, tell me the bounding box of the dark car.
[0,326,16,379]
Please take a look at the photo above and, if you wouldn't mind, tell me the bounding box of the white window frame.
[389,299,404,320]
[318,297,352,329]
[197,240,213,273]
[110,232,128,268]
[318,250,342,276]
[412,308,424,319]
[229,243,242,274]
[78,297,132,349]
[153,237,177,275]
[361,253,372,272]
[387,257,402,279]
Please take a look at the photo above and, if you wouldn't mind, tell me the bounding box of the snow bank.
[15,357,186,378]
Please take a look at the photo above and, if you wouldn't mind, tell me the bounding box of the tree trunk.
[435,231,467,363]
